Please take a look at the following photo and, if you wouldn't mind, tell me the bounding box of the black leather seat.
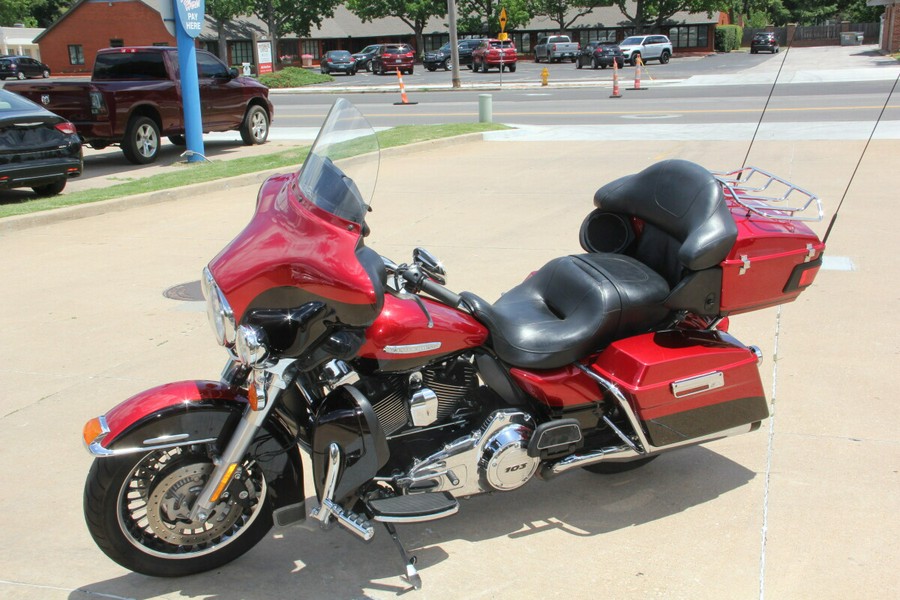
[459,160,738,370]
[460,254,669,370]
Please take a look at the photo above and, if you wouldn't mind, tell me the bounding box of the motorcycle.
[81,98,825,588]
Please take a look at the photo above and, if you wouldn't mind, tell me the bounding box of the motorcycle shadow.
[71,445,754,599]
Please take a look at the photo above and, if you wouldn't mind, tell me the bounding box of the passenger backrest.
[593,160,738,287]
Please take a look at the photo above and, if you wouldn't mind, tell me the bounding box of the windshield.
[296,98,380,225]
[621,37,644,45]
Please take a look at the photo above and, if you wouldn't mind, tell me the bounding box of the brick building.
[868,0,900,52]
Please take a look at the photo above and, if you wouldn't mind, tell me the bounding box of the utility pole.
[448,0,460,88]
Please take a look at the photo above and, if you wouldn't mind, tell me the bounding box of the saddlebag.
[591,330,769,448]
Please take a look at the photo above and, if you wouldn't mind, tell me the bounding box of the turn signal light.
[82,416,106,447]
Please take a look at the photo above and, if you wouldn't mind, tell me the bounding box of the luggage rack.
[714,166,824,222]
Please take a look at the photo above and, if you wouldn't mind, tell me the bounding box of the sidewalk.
[0,134,897,599]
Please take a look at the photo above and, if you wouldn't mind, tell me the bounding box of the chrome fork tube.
[188,359,293,521]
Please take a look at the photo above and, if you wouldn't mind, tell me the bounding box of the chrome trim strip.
[384,342,442,355]
[142,433,190,445]
[575,363,650,454]
[671,371,724,398]
[88,437,218,458]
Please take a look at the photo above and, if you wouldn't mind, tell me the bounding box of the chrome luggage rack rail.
[714,166,824,222]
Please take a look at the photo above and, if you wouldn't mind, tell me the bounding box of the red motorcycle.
[81,99,825,587]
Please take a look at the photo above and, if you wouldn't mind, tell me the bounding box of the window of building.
[423,35,449,52]
[668,25,709,48]
[68,45,85,65]
[231,41,253,65]
[109,38,124,48]
[152,42,170,47]
[300,39,319,60]
[278,39,298,62]
[582,29,618,44]
[512,32,531,52]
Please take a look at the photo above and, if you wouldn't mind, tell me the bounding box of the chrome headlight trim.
[201,267,236,348]
[235,324,273,367]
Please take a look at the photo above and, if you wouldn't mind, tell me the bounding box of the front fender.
[85,380,306,520]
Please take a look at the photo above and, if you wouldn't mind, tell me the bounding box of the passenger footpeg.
[368,491,459,523]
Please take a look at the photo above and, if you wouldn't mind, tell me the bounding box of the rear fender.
[87,380,306,521]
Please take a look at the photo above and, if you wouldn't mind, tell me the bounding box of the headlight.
[235,324,272,367]
[201,267,236,347]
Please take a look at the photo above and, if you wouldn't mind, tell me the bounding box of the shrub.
[715,25,744,52]
[258,67,333,88]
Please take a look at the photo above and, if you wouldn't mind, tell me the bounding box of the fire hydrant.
[541,67,549,86]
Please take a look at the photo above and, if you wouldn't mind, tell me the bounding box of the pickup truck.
[4,46,274,164]
[533,35,580,63]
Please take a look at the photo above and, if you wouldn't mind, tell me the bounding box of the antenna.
[741,28,797,171]
[823,72,900,243]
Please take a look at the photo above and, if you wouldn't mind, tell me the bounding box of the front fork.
[188,358,295,521]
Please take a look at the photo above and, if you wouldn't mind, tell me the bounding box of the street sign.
[499,7,507,32]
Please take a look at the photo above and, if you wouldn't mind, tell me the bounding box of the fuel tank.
[358,294,488,372]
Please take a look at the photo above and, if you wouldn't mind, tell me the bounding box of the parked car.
[0,55,51,80]
[320,50,357,75]
[575,42,625,69]
[370,44,416,75]
[0,88,82,196]
[4,46,273,165]
[751,32,779,54]
[424,38,486,71]
[533,35,580,63]
[618,34,673,66]
[351,44,382,72]
[472,39,518,73]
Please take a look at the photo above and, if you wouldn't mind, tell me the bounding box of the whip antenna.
[823,71,900,244]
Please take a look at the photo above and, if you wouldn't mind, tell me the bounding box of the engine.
[353,356,540,497]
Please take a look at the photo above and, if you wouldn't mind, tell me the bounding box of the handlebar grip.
[419,277,462,308]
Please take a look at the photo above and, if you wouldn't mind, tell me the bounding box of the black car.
[423,39,486,71]
[0,55,51,80]
[320,50,357,76]
[575,42,625,70]
[351,45,382,72]
[751,32,779,54]
[0,89,83,196]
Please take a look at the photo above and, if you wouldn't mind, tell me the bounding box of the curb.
[0,133,487,234]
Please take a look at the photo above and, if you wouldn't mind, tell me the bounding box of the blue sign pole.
[174,0,205,162]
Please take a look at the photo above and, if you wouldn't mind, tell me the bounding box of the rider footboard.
[716,167,826,315]
[591,330,769,448]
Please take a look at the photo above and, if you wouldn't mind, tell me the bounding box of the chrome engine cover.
[396,410,537,497]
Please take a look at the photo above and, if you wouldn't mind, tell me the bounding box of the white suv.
[618,35,673,66]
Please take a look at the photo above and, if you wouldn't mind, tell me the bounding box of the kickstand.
[384,522,422,590]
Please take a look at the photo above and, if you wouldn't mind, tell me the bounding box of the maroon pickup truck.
[4,46,274,164]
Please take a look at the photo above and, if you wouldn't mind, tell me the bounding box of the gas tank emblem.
[41,94,50,106]
[384,342,442,355]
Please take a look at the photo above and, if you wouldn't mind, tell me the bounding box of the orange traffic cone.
[610,58,622,98]
[628,56,647,91]
[394,68,418,105]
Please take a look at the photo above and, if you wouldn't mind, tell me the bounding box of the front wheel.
[84,445,273,576]
[240,105,269,145]
[443,59,452,71]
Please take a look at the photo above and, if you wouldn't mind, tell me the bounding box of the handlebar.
[395,264,462,308]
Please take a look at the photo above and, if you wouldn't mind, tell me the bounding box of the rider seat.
[461,160,738,370]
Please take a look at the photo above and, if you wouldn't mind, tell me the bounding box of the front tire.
[240,105,269,146]
[122,116,160,165]
[84,445,273,577]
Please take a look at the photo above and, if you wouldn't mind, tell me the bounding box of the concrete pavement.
[0,44,898,600]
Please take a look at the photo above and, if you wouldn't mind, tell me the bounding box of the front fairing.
[207,99,383,353]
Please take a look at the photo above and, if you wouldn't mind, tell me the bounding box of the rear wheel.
[508,63,516,73]
[42,69,50,78]
[582,455,658,474]
[16,71,26,80]
[168,135,186,146]
[659,50,670,64]
[576,58,583,69]
[122,116,160,165]
[240,105,269,146]
[84,445,273,577]
[32,179,66,196]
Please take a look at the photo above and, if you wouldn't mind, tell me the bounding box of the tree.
[251,0,340,58]
[207,0,253,63]
[531,0,614,32]
[615,0,728,32]
[346,0,446,58]
[458,0,533,37]
[1,0,37,27]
